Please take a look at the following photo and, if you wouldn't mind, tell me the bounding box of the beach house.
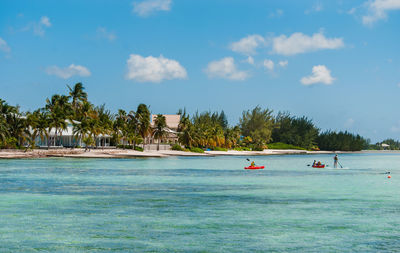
[35,120,111,148]
[149,114,180,144]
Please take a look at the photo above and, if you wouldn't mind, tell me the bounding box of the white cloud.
[45,64,91,79]
[245,56,255,65]
[0,37,11,53]
[278,60,288,67]
[133,0,172,17]
[300,65,335,85]
[272,31,344,56]
[305,1,323,14]
[263,59,274,71]
[40,16,51,27]
[97,27,116,41]
[230,35,266,55]
[362,0,400,25]
[205,57,248,81]
[23,16,52,36]
[125,54,187,83]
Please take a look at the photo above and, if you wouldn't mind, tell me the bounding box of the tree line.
[0,83,168,150]
[1,82,371,151]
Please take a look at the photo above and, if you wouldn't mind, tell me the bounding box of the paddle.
[338,161,343,168]
[246,158,257,166]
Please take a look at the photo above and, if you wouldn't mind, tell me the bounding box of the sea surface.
[0,153,399,252]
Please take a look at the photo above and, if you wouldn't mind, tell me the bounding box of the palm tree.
[8,113,26,147]
[178,114,194,148]
[153,114,167,151]
[73,119,89,150]
[36,110,49,147]
[46,94,72,147]
[136,104,150,150]
[25,111,40,149]
[0,115,8,144]
[67,82,87,117]
[114,109,128,147]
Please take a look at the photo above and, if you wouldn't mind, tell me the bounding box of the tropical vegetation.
[0,82,379,152]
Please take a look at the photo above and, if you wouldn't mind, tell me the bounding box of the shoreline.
[0,148,399,159]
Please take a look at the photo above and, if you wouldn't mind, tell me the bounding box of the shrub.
[234,147,251,151]
[212,147,228,151]
[134,146,143,152]
[171,144,184,151]
[190,147,204,153]
[0,137,18,149]
[267,142,306,150]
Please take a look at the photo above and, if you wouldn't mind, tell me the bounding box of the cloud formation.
[245,56,255,65]
[45,64,91,79]
[272,32,344,56]
[126,54,187,83]
[231,32,343,56]
[278,60,288,67]
[263,59,274,71]
[305,1,323,14]
[362,0,400,25]
[205,57,248,81]
[133,0,172,17]
[230,35,266,55]
[97,27,116,41]
[300,65,335,85]
[28,16,52,36]
[0,37,11,53]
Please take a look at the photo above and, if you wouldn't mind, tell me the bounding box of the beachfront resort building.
[35,120,111,148]
[148,114,180,144]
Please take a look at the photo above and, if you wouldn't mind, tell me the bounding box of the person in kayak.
[334,154,338,168]
[251,161,255,167]
[312,160,316,166]
[317,161,322,166]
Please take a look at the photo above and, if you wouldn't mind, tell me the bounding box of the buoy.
[388,175,391,178]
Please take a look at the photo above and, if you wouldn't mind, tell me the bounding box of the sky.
[0,0,399,142]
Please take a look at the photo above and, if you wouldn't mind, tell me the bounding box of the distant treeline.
[178,106,369,151]
[1,82,371,151]
[369,139,400,150]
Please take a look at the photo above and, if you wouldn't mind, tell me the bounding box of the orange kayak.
[244,166,265,170]
[312,165,325,168]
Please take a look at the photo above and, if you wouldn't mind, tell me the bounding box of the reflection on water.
[0,154,400,252]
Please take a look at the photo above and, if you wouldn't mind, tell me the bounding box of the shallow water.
[0,154,399,252]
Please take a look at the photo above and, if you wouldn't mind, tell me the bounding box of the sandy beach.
[0,148,388,159]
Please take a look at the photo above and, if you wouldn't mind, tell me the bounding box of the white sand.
[0,148,394,159]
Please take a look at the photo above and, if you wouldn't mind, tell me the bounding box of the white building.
[35,120,111,148]
[149,114,180,144]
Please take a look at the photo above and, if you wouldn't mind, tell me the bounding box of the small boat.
[312,164,325,168]
[244,166,265,170]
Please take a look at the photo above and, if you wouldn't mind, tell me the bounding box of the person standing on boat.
[334,154,339,168]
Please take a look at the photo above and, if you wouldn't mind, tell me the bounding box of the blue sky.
[0,0,399,142]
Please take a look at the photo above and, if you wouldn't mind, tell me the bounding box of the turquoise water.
[0,154,400,252]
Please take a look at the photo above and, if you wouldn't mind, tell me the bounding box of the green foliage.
[212,147,228,151]
[239,106,275,147]
[234,147,251,151]
[272,112,319,149]
[316,131,368,151]
[370,139,400,150]
[267,142,306,150]
[0,137,18,149]
[134,146,144,152]
[189,147,204,153]
[171,143,184,151]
